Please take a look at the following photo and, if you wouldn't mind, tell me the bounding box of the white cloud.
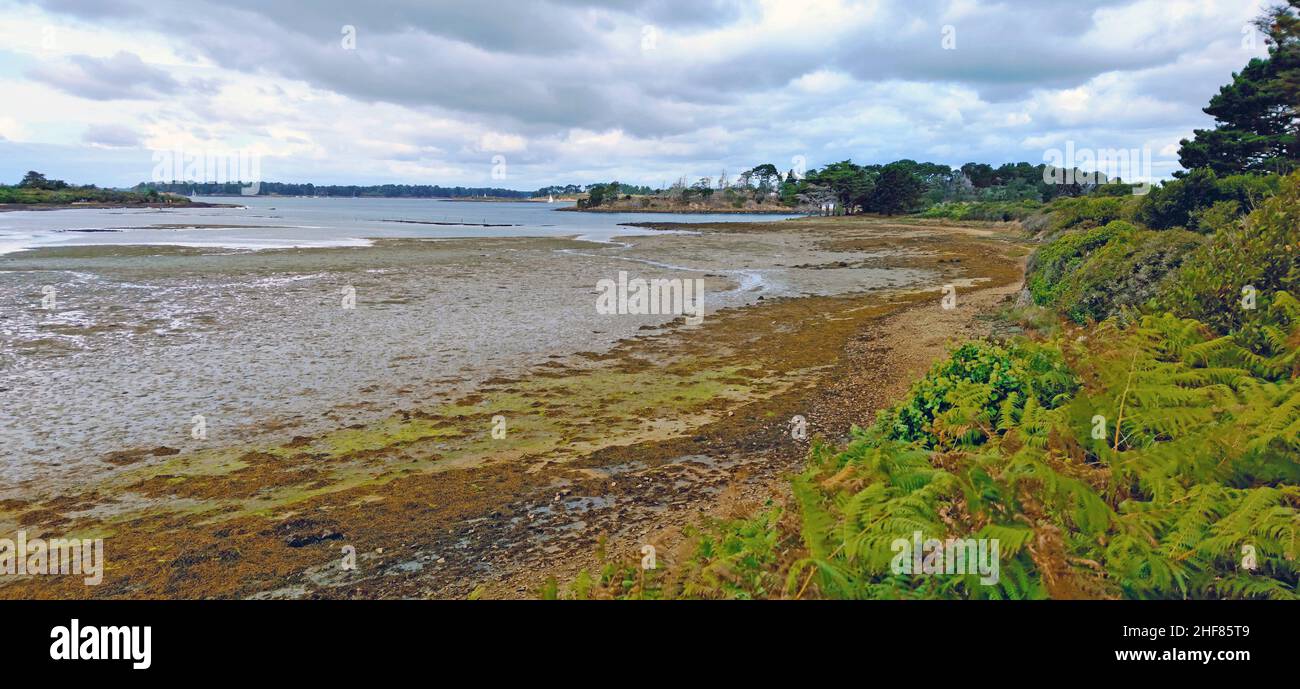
[0,117,25,141]
[791,69,855,94]
[478,132,528,153]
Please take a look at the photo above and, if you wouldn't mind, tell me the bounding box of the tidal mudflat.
[0,213,1027,599]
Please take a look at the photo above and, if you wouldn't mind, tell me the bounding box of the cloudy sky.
[0,0,1272,190]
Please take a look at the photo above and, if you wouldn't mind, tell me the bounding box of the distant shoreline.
[0,200,239,213]
[558,206,803,215]
[440,196,558,203]
[176,194,550,203]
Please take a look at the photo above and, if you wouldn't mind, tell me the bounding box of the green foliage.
[18,170,68,190]
[805,159,877,212]
[604,302,1300,600]
[919,199,1042,222]
[676,508,784,599]
[1156,171,1300,341]
[0,173,180,206]
[1136,168,1279,231]
[577,182,624,209]
[1051,228,1205,324]
[1177,0,1300,177]
[1177,58,1298,175]
[1026,220,1133,307]
[1044,196,1138,235]
[551,561,670,600]
[1026,171,1293,327]
[878,340,1077,447]
[546,507,784,600]
[1190,200,1242,234]
[866,163,926,215]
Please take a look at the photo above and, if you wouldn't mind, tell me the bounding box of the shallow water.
[0,196,798,255]
[0,200,929,488]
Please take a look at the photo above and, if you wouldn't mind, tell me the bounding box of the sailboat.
[547,194,555,203]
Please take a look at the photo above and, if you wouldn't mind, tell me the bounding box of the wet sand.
[0,226,924,486]
[0,216,1029,599]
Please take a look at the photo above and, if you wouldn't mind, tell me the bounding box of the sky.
[0,0,1274,190]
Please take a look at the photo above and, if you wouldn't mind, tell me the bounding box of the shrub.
[1045,196,1137,234]
[877,340,1077,447]
[1136,168,1279,231]
[1051,228,1205,324]
[1156,171,1300,341]
[1189,200,1242,234]
[1026,220,1133,307]
[919,200,1042,222]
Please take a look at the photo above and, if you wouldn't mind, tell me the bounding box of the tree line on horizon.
[136,181,535,199]
[574,160,1129,215]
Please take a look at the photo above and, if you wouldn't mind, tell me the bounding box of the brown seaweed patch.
[103,446,181,467]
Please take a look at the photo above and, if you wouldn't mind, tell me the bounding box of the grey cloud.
[35,0,144,20]
[26,0,1218,133]
[27,51,180,100]
[81,123,143,148]
[549,0,748,27]
[17,0,1264,188]
[186,77,225,96]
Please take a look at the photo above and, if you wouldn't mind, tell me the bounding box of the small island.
[0,171,231,212]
